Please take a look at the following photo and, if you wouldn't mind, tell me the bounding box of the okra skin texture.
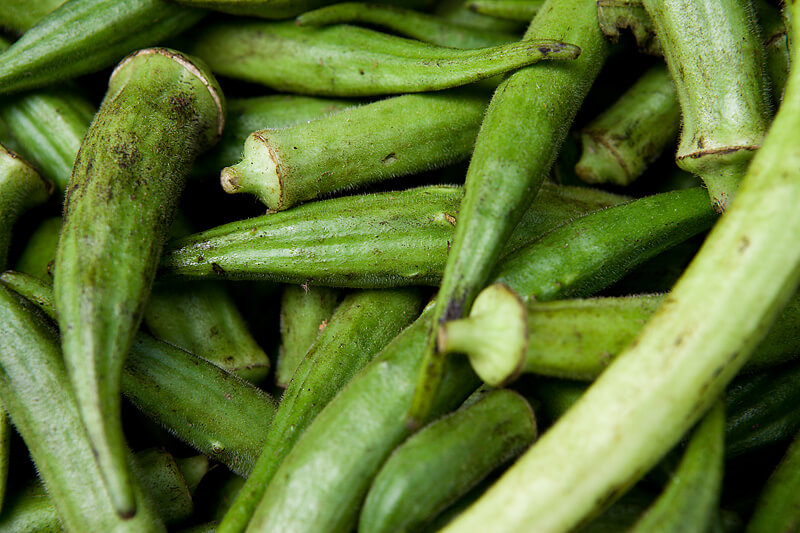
[160,183,625,286]
[0,0,205,95]
[755,0,790,102]
[53,47,224,516]
[642,0,771,212]
[443,3,800,529]
[746,430,800,533]
[276,285,340,388]
[576,65,680,186]
[0,285,165,531]
[174,0,433,19]
[186,20,579,97]
[221,288,422,533]
[466,0,543,22]
[0,0,65,34]
[222,90,489,211]
[411,0,609,425]
[359,389,536,533]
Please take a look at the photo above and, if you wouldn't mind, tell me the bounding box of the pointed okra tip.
[220,131,284,210]
[438,283,528,387]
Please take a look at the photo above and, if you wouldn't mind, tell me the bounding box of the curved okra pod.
[0,284,165,530]
[442,3,800,528]
[219,288,421,533]
[0,0,205,95]
[173,0,433,19]
[359,389,536,533]
[185,21,580,97]
[276,285,341,387]
[745,430,800,533]
[642,0,772,212]
[576,65,679,186]
[466,0,543,22]
[221,90,489,210]
[160,183,627,286]
[296,3,515,48]
[0,0,64,34]
[410,0,610,426]
[53,48,224,516]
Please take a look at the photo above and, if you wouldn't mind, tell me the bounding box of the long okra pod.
[435,0,523,32]
[222,90,488,210]
[410,0,609,425]
[641,0,772,211]
[0,0,65,34]
[466,0,543,21]
[745,430,800,532]
[0,0,205,95]
[54,48,224,516]
[442,3,800,528]
[755,0,791,102]
[185,21,579,97]
[173,0,433,19]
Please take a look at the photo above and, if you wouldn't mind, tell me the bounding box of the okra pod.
[466,0,543,22]
[642,0,771,211]
[0,0,205,95]
[442,3,800,528]
[0,284,165,530]
[411,0,609,425]
[173,0,433,19]
[597,0,662,55]
[220,288,422,533]
[0,0,65,34]
[435,0,523,33]
[359,389,536,533]
[221,90,488,210]
[185,20,580,97]
[160,183,626,286]
[576,65,679,186]
[755,0,790,102]
[745,430,800,533]
[276,285,340,387]
[53,47,224,516]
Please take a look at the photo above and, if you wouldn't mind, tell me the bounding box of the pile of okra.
[1,0,800,531]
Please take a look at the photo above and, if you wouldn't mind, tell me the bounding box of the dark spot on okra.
[211,263,227,275]
[381,153,397,164]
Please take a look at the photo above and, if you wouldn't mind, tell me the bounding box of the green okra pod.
[597,0,662,55]
[435,0,523,33]
[0,0,65,34]
[629,401,725,533]
[442,3,800,528]
[411,0,610,425]
[0,283,165,530]
[185,20,580,97]
[221,90,488,211]
[296,3,515,48]
[576,65,680,186]
[755,0,791,102]
[173,0,433,19]
[53,47,224,516]
[160,183,626,286]
[745,430,800,533]
[276,285,341,388]
[642,0,772,212]
[219,288,422,533]
[359,389,536,533]
[466,0,543,22]
[0,0,205,95]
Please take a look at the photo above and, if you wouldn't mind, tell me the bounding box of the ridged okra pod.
[642,0,772,212]
[359,389,536,533]
[173,0,433,19]
[160,183,626,286]
[0,284,165,531]
[576,65,680,186]
[296,3,515,48]
[746,430,800,533]
[0,0,65,34]
[435,0,523,32]
[1,271,279,477]
[219,288,421,533]
[411,0,609,425]
[0,0,205,95]
[276,285,340,387]
[53,48,224,516]
[466,0,543,21]
[442,3,800,528]
[185,20,579,97]
[222,90,488,211]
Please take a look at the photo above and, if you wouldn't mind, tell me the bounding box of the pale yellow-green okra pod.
[53,48,224,517]
[442,2,800,529]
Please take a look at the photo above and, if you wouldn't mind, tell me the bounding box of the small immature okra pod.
[53,47,224,516]
[576,65,680,186]
[0,0,205,95]
[186,20,580,97]
[173,0,434,19]
[642,0,772,212]
[276,285,340,388]
[222,90,489,211]
[745,430,800,533]
[359,389,536,533]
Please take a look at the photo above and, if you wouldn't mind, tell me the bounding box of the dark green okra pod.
[173,0,433,19]
[746,430,800,532]
[576,65,679,186]
[435,0,523,33]
[0,0,205,95]
[466,0,543,22]
[755,0,791,102]
[642,0,772,211]
[0,284,165,531]
[411,0,609,425]
[219,288,422,533]
[276,285,341,388]
[0,0,65,34]
[359,389,536,533]
[185,20,580,97]
[222,90,489,210]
